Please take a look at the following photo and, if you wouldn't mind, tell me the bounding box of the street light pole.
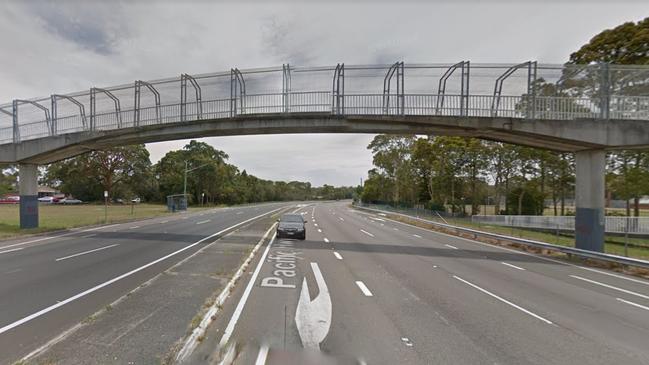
[183,161,188,197]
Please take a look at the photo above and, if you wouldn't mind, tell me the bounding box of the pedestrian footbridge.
[2,61,648,252]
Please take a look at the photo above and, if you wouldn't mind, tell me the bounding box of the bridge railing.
[2,62,649,145]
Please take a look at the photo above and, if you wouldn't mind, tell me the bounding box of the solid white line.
[196,220,211,225]
[617,298,649,311]
[255,345,269,365]
[360,229,374,237]
[55,244,120,262]
[501,262,526,271]
[176,222,280,362]
[357,208,649,288]
[0,207,283,336]
[570,275,649,300]
[355,281,373,296]
[445,244,458,250]
[334,252,343,260]
[453,275,553,325]
[0,247,24,255]
[324,238,330,243]
[219,236,277,348]
[413,234,422,238]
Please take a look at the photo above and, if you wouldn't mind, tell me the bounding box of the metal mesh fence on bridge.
[1,62,649,145]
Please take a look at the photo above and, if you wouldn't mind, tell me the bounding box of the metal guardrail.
[353,203,649,270]
[2,62,649,145]
[472,215,649,235]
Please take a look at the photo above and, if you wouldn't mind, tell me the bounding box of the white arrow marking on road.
[295,262,332,350]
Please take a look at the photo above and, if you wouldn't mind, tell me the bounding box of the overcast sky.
[1,0,646,186]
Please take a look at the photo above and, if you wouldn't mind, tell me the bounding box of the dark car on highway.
[276,213,307,240]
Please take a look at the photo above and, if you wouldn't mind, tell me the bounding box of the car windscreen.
[281,215,303,223]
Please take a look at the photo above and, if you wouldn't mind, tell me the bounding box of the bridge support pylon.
[19,163,39,229]
[575,150,605,252]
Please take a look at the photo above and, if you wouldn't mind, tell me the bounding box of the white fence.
[472,215,649,235]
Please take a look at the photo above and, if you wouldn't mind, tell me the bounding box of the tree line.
[361,135,649,216]
[0,140,356,205]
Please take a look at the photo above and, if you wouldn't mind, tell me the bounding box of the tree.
[569,17,649,65]
[44,145,152,201]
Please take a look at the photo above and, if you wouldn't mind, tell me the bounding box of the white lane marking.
[355,281,374,296]
[160,220,169,224]
[196,219,211,225]
[317,229,322,233]
[296,262,332,350]
[338,217,345,222]
[393,228,399,231]
[0,247,24,255]
[217,234,278,349]
[81,234,96,238]
[129,226,140,229]
[255,345,269,365]
[453,275,553,325]
[360,229,374,237]
[369,217,385,222]
[177,222,281,362]
[314,223,318,227]
[0,224,122,250]
[617,298,649,312]
[359,209,649,288]
[55,244,120,262]
[570,275,649,300]
[501,262,526,271]
[0,208,284,336]
[236,211,244,215]
[334,252,343,260]
[444,244,458,250]
[412,234,422,238]
[324,238,330,243]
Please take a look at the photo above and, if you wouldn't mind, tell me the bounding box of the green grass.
[0,203,212,240]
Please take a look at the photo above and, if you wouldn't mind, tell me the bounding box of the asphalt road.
[200,201,649,365]
[0,202,291,365]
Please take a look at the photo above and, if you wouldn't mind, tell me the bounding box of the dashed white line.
[314,223,318,227]
[196,219,211,225]
[338,217,345,222]
[393,228,399,231]
[236,211,244,215]
[355,281,374,296]
[453,275,553,325]
[55,244,120,262]
[444,244,458,250]
[160,220,169,224]
[501,262,526,271]
[255,345,269,365]
[617,298,649,311]
[129,226,140,229]
[412,234,422,238]
[317,229,322,233]
[333,252,343,260]
[324,238,330,243]
[570,275,649,300]
[360,229,374,237]
[0,247,24,255]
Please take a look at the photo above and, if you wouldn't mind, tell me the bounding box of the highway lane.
[0,202,292,364]
[203,201,649,364]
